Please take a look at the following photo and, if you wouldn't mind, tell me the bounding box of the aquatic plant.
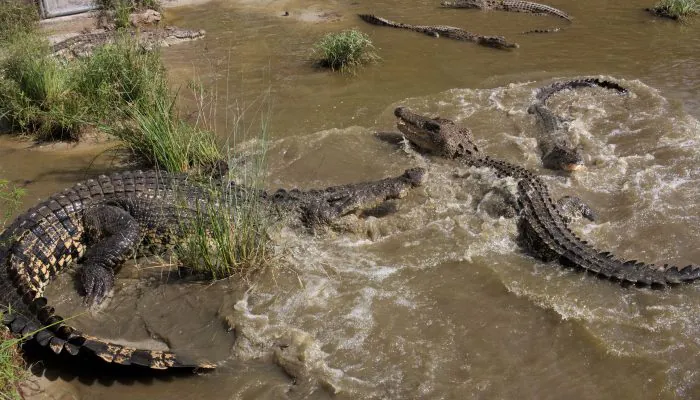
[312,29,380,74]
[174,180,274,280]
[174,90,275,279]
[649,0,699,20]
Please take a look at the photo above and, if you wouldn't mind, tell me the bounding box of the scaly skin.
[51,26,206,58]
[394,106,700,287]
[441,0,572,21]
[0,168,424,370]
[535,77,629,104]
[527,102,583,171]
[358,14,519,50]
[528,78,629,171]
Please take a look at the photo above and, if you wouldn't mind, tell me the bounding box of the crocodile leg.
[80,205,141,305]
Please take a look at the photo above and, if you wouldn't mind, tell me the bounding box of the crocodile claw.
[80,265,114,306]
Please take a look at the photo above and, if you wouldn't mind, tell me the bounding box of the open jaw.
[393,107,443,154]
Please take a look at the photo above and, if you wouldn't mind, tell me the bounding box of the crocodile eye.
[424,120,440,132]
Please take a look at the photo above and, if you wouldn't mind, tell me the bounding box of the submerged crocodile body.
[440,0,572,20]
[394,106,700,287]
[358,14,518,50]
[0,168,424,370]
[528,78,629,171]
[51,26,206,59]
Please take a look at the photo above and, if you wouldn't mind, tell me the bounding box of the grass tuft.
[112,94,223,174]
[312,29,379,74]
[174,182,274,280]
[173,87,274,279]
[0,0,39,43]
[1,181,26,400]
[0,328,24,400]
[649,0,699,19]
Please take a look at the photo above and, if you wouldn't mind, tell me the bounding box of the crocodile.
[528,78,629,171]
[527,102,584,171]
[394,106,700,286]
[51,26,206,59]
[357,14,519,50]
[0,168,424,370]
[440,0,572,21]
[534,77,629,104]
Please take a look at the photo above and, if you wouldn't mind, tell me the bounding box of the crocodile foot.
[80,264,115,306]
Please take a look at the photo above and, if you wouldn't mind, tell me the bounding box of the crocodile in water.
[528,78,629,171]
[51,26,206,59]
[358,14,519,50]
[440,0,572,20]
[394,106,700,286]
[0,168,424,370]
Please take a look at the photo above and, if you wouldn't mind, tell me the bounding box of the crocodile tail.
[535,77,629,103]
[358,14,400,28]
[521,27,561,34]
[0,172,214,371]
[516,177,700,287]
[513,1,572,21]
[2,302,215,369]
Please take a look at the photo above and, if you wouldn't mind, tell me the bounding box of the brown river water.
[3,0,700,398]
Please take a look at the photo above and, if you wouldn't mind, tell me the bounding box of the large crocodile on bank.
[51,26,206,59]
[394,106,700,286]
[528,78,629,171]
[358,14,519,50]
[0,168,424,370]
[440,0,572,21]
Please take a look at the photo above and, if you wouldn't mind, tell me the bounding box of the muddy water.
[4,0,700,399]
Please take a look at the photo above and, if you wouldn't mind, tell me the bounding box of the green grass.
[0,328,24,400]
[0,0,39,43]
[0,44,89,140]
[0,181,25,400]
[1,34,223,170]
[174,181,274,280]
[112,94,223,174]
[0,180,25,225]
[312,29,379,74]
[75,34,168,120]
[173,89,274,279]
[650,0,699,19]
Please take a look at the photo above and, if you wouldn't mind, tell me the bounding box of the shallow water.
[4,0,700,399]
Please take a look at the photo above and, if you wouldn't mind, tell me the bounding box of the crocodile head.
[158,26,207,48]
[542,144,584,171]
[527,103,585,171]
[477,35,519,50]
[440,0,481,8]
[394,107,480,158]
[164,26,207,40]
